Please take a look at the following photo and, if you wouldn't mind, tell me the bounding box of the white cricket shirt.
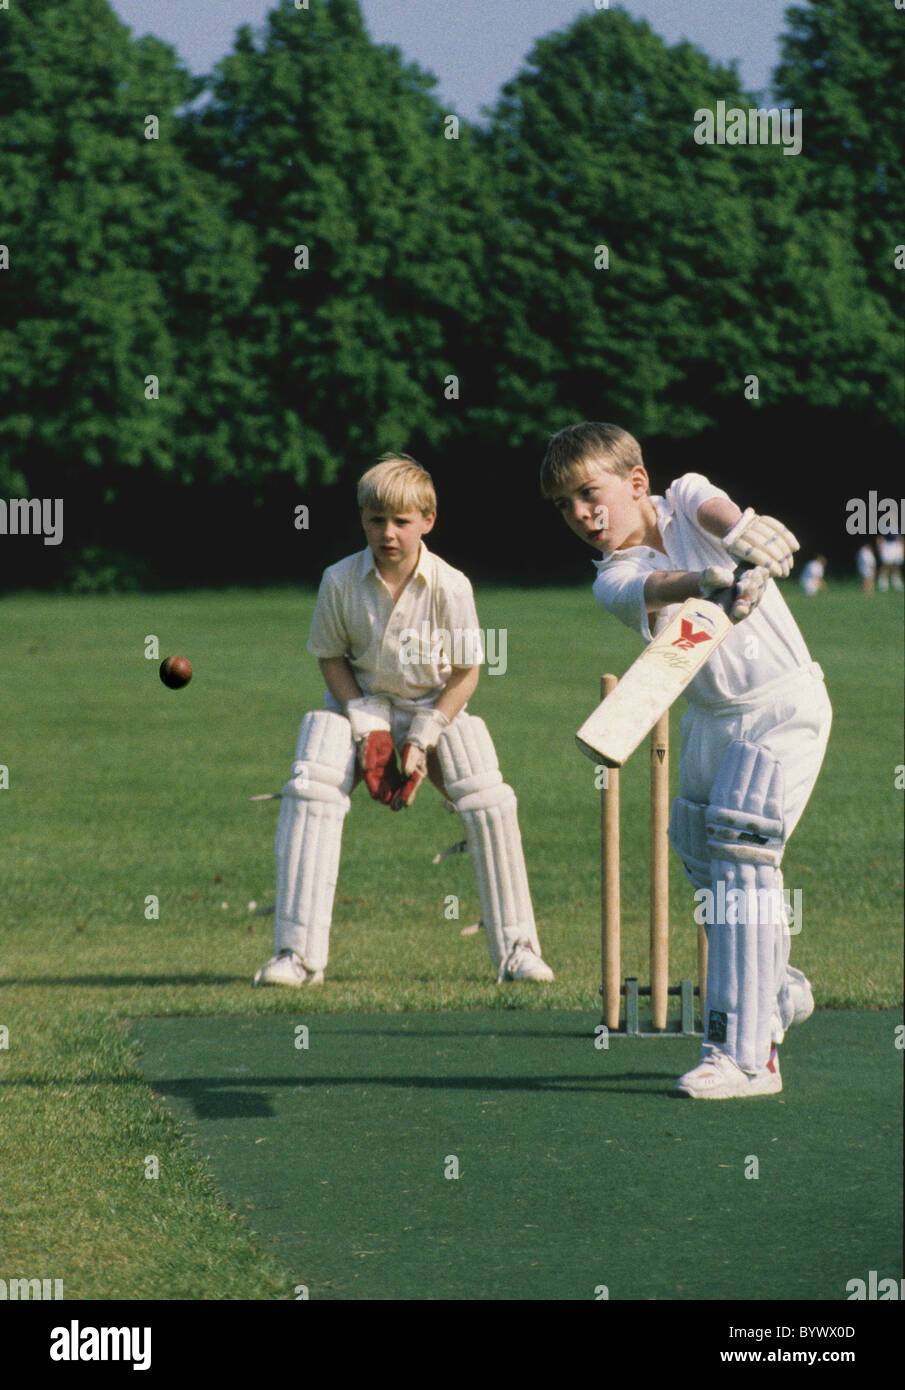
[307,542,483,702]
[592,473,814,708]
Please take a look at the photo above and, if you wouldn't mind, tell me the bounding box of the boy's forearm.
[318,656,363,708]
[644,570,704,612]
[697,497,742,538]
[644,501,743,613]
[434,665,480,722]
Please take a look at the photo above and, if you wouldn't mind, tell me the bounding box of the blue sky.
[108,0,790,120]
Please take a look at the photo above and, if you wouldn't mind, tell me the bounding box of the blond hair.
[357,454,437,516]
[540,423,644,497]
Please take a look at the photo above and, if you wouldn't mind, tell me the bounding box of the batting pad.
[668,797,710,890]
[704,741,787,1072]
[438,715,540,970]
[705,739,785,868]
[274,710,356,971]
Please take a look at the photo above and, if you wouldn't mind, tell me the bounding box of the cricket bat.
[575,573,745,767]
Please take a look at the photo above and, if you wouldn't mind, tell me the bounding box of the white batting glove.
[722,508,799,578]
[699,565,769,622]
[699,566,737,599]
[728,564,772,619]
[729,564,769,620]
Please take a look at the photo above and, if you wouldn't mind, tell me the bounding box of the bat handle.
[712,560,755,613]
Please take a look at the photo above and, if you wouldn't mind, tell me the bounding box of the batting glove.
[728,564,769,621]
[699,566,737,599]
[699,564,769,622]
[722,508,799,578]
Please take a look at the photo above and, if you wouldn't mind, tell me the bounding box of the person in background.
[856,543,876,595]
[799,555,827,595]
[876,534,904,592]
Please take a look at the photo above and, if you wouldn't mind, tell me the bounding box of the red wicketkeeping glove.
[390,743,428,811]
[360,731,402,805]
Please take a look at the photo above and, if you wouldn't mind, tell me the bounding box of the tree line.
[0,0,901,590]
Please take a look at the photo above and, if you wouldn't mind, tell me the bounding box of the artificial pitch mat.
[132,1009,902,1301]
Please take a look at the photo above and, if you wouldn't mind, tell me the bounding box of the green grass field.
[0,583,902,1298]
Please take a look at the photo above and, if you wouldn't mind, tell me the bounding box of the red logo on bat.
[672,619,713,651]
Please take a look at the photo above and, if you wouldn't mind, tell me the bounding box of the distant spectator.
[856,543,876,595]
[800,556,827,595]
[877,534,904,592]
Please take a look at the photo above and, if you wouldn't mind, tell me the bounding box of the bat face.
[575,596,734,766]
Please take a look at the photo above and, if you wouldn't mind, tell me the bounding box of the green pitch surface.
[1,584,901,1298]
[132,1008,902,1301]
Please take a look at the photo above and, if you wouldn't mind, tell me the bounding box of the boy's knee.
[437,714,505,804]
[285,709,356,801]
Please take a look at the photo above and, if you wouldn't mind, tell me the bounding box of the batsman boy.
[542,423,832,1099]
[254,454,554,987]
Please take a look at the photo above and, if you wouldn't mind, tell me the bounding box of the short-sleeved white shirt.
[307,542,483,703]
[591,473,814,708]
[877,534,904,565]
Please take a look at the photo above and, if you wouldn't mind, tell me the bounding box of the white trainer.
[498,943,555,983]
[675,1047,782,1099]
[253,950,324,987]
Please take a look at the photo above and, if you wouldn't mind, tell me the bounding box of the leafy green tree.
[771,0,903,431]
[480,12,760,443]
[0,0,260,550]
[773,0,904,295]
[480,8,899,444]
[185,0,493,489]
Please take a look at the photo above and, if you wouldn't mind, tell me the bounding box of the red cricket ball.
[160,654,193,689]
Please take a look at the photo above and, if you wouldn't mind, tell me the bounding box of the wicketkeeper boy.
[254,454,554,987]
[542,422,832,1099]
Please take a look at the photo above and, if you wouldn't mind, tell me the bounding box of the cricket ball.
[159,654,193,689]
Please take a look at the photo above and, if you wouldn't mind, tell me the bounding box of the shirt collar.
[359,547,377,579]
[359,541,432,583]
[591,495,671,570]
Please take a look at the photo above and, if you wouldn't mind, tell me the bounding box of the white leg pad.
[705,739,785,867]
[274,710,355,971]
[704,741,786,1072]
[702,857,787,1072]
[437,715,540,970]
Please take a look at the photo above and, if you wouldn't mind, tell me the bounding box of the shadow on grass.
[151,1073,682,1115]
[0,1073,680,1106]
